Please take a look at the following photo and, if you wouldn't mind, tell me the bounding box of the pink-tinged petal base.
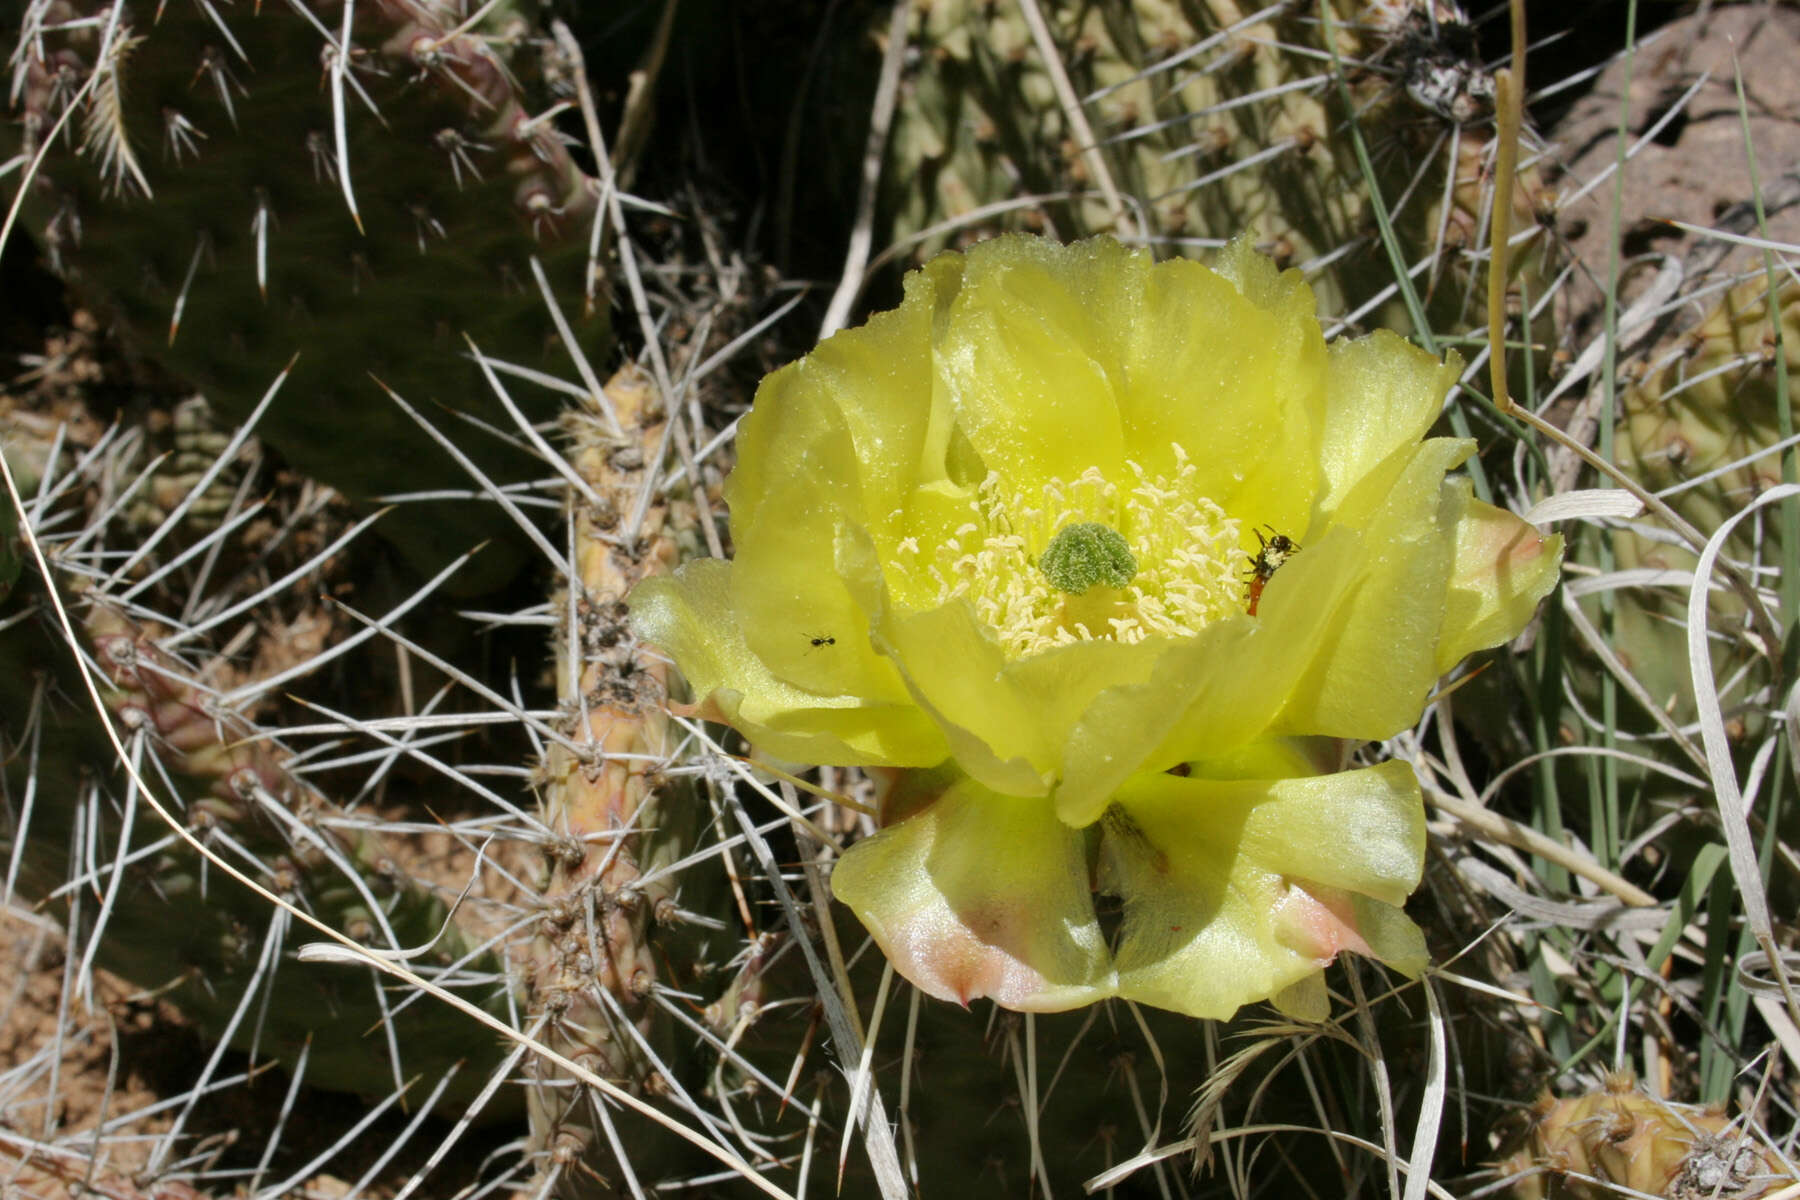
[830,778,1113,1012]
[1436,494,1565,674]
[1272,883,1428,979]
[1267,886,1427,1022]
[877,891,1084,1010]
[1272,881,1376,964]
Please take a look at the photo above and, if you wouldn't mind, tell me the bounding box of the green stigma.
[1039,522,1137,594]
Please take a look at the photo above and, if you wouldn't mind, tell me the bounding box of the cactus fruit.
[1502,1073,1797,1199]
[872,0,1555,331]
[10,1,607,588]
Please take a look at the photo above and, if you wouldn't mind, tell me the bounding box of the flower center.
[894,445,1247,659]
[1039,523,1138,593]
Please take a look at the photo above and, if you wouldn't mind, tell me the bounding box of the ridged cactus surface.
[1603,278,1800,725]
[876,0,1554,330]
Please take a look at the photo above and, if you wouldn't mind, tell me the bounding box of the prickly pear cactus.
[10,0,605,587]
[18,3,1776,1197]
[101,605,517,1098]
[521,364,715,1193]
[1606,277,1799,724]
[1502,1073,1796,1199]
[0,312,723,1188]
[876,0,1553,328]
[0,529,517,1106]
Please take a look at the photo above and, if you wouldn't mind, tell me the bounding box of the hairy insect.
[1244,527,1299,617]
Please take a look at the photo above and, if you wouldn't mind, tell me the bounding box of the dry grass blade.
[818,0,909,341]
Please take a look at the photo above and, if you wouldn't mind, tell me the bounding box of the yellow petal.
[1104,762,1425,1019]
[731,252,956,531]
[1272,440,1472,739]
[629,561,946,766]
[1314,335,1464,516]
[877,597,1180,801]
[1435,497,1564,673]
[934,236,1133,494]
[727,267,943,694]
[1054,619,1269,826]
[1117,250,1327,523]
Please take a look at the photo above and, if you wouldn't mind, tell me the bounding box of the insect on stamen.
[1244,526,1298,617]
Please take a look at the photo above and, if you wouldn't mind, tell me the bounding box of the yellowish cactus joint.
[629,234,1563,1021]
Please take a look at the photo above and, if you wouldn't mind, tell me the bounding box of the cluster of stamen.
[892,445,1245,659]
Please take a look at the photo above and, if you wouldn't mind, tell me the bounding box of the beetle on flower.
[629,235,1561,1021]
[1244,525,1299,617]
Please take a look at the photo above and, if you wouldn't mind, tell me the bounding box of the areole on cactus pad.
[629,235,1562,1021]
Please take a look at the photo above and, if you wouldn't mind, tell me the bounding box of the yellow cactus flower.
[630,235,1561,1020]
